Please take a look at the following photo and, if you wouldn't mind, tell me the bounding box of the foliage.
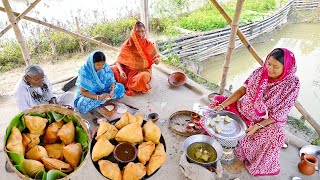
[311,135,320,146]
[89,17,137,46]
[0,40,24,72]
[152,0,190,19]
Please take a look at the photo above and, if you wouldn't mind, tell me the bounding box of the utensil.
[182,134,223,166]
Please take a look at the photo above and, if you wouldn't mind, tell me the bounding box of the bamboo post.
[0,7,119,51]
[0,0,42,38]
[219,0,245,94]
[210,0,320,133]
[2,0,31,65]
[75,17,84,53]
[44,29,56,54]
[209,0,263,65]
[140,0,149,37]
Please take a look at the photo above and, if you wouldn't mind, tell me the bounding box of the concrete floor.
[1,64,319,180]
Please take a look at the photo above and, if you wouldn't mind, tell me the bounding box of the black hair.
[135,21,145,29]
[269,48,284,65]
[93,51,106,63]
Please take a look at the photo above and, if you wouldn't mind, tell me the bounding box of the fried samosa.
[98,160,122,180]
[63,143,82,168]
[44,120,64,144]
[143,121,161,144]
[21,159,44,178]
[24,115,48,135]
[138,141,155,165]
[26,145,48,162]
[41,157,73,173]
[22,133,40,151]
[115,122,143,144]
[95,121,118,141]
[45,144,64,160]
[92,135,115,161]
[115,112,143,129]
[6,126,25,155]
[57,120,75,145]
[123,162,146,180]
[146,143,166,176]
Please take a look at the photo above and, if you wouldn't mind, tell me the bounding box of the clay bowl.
[168,72,187,87]
[114,142,137,163]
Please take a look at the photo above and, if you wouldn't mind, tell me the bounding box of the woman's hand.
[245,124,260,137]
[153,57,160,65]
[97,93,111,101]
[120,70,127,79]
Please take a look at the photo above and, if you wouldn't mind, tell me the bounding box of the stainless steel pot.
[182,134,223,166]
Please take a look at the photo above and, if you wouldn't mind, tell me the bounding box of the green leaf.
[35,170,47,180]
[46,112,54,124]
[46,170,67,180]
[51,112,65,122]
[62,115,72,123]
[75,126,88,151]
[27,113,47,118]
[14,163,22,171]
[5,113,24,143]
[7,150,24,166]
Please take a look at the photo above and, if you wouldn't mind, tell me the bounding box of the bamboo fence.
[157,0,318,64]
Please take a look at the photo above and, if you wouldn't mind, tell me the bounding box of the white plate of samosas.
[90,112,167,180]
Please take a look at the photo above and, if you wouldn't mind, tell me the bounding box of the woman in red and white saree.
[110,21,160,96]
[209,48,300,176]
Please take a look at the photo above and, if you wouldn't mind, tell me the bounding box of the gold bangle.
[96,95,99,100]
[218,104,225,110]
[256,123,265,129]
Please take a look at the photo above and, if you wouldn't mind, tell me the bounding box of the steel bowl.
[182,134,223,166]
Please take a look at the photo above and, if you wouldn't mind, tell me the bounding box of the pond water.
[201,23,320,121]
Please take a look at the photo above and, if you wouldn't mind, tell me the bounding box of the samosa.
[42,157,73,173]
[45,144,64,160]
[115,122,143,144]
[63,143,82,168]
[6,126,25,155]
[21,159,44,178]
[24,115,48,135]
[115,112,143,129]
[95,121,118,141]
[98,160,122,180]
[26,145,48,162]
[146,143,166,176]
[57,120,75,145]
[143,121,161,144]
[92,135,115,161]
[44,120,64,144]
[122,162,146,180]
[22,133,40,151]
[138,141,155,165]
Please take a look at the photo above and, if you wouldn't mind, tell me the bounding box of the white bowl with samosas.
[4,104,90,180]
[90,112,167,180]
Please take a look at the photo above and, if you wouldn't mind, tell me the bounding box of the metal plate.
[203,111,247,140]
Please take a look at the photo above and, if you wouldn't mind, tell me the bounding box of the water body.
[201,23,320,121]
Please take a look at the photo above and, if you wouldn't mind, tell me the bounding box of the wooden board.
[95,101,138,121]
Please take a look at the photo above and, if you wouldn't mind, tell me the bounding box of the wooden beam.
[209,0,320,133]
[2,0,31,65]
[219,0,245,94]
[0,0,42,38]
[75,17,84,53]
[140,0,149,37]
[0,7,119,51]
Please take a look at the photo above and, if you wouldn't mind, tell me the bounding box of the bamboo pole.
[75,17,84,53]
[140,0,149,37]
[44,29,56,54]
[209,0,320,133]
[209,0,263,65]
[219,0,245,94]
[0,7,119,51]
[0,0,42,38]
[2,0,31,65]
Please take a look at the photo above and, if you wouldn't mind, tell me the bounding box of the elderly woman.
[74,51,125,114]
[206,48,300,176]
[14,65,74,112]
[110,21,160,96]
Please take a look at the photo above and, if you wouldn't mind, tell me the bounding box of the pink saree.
[211,48,300,176]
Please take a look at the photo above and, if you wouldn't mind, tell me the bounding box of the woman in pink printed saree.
[209,48,300,176]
